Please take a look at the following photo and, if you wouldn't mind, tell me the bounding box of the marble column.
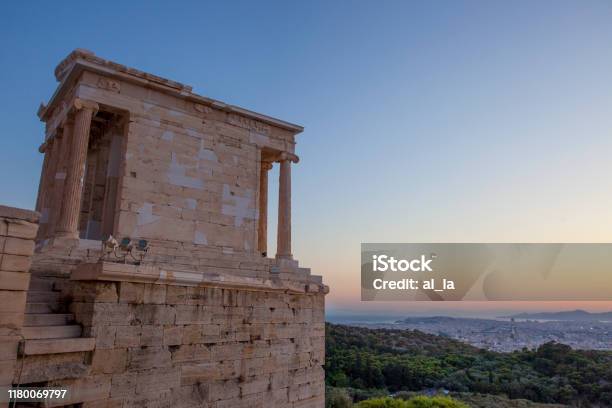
[35,142,51,213]
[48,122,73,237]
[101,129,123,238]
[36,138,58,238]
[276,153,298,259]
[258,161,273,256]
[55,99,98,239]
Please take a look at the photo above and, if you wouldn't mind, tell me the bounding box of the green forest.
[325,323,612,407]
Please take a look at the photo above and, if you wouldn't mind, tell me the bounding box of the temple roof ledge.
[45,49,304,134]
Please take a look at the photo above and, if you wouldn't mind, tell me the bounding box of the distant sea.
[326,313,407,324]
[327,312,612,324]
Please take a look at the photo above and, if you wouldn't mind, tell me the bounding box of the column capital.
[261,161,274,171]
[73,98,99,114]
[276,152,299,164]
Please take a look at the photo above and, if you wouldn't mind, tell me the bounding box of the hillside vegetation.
[325,323,612,407]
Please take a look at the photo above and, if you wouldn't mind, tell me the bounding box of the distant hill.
[504,309,612,321]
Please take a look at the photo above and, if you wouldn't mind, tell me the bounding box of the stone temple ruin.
[0,49,327,407]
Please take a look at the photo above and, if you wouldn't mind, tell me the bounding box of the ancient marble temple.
[0,49,327,407]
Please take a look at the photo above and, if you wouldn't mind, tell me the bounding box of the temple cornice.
[40,49,304,134]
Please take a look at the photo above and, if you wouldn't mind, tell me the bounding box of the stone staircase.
[7,276,98,406]
[20,276,95,357]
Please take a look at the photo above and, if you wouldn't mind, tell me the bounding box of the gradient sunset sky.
[1,1,611,317]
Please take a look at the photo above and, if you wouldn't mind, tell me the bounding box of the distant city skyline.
[1,1,612,316]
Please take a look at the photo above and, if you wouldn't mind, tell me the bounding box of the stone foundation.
[47,262,326,407]
[0,205,39,401]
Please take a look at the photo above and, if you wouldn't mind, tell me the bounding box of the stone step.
[25,302,60,313]
[22,325,82,340]
[20,337,95,356]
[24,313,74,326]
[28,277,57,291]
[16,354,89,384]
[26,290,61,303]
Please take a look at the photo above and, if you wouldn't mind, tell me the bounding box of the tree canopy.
[326,323,612,406]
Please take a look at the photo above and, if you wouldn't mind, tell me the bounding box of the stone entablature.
[40,49,301,143]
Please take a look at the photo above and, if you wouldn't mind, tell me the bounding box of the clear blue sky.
[2,1,612,314]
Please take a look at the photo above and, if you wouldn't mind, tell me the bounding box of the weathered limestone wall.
[0,206,39,391]
[54,270,326,407]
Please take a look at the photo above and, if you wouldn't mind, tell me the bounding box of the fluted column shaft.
[36,138,59,238]
[56,99,98,239]
[48,124,72,237]
[35,144,51,213]
[258,161,272,255]
[276,158,292,259]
